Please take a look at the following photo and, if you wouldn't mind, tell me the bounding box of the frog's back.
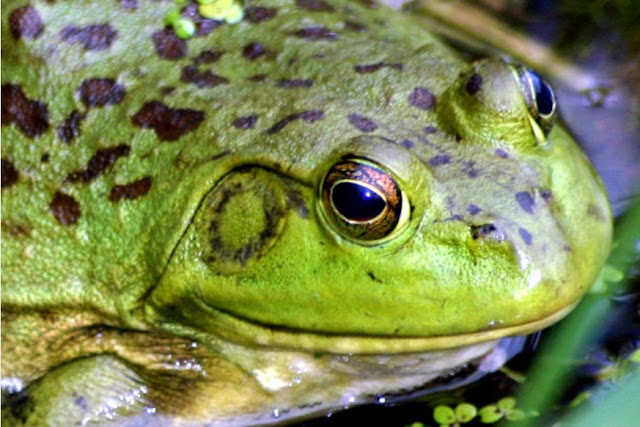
[1,0,457,311]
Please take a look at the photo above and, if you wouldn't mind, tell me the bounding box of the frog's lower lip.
[198,302,578,354]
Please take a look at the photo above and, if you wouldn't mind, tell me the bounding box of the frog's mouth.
[189,299,577,354]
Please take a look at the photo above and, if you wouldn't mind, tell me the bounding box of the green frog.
[1,0,613,424]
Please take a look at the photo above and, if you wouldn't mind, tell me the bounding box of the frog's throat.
[196,302,578,354]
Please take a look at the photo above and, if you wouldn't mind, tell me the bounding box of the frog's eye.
[515,66,557,139]
[320,159,410,244]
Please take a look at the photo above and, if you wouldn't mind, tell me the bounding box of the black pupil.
[332,182,386,222]
[527,70,554,115]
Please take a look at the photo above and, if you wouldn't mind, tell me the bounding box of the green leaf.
[434,405,456,425]
[163,10,180,26]
[174,18,196,39]
[497,397,516,411]
[478,405,502,424]
[455,403,477,422]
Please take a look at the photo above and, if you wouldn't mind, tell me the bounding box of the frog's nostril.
[470,223,505,242]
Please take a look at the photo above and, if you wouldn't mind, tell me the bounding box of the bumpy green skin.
[1,0,612,424]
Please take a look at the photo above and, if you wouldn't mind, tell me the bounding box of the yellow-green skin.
[1,0,612,424]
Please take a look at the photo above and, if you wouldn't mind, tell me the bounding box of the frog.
[0,0,613,424]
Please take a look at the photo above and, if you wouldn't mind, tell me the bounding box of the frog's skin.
[1,0,612,424]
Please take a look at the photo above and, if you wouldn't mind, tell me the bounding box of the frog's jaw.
[147,289,575,354]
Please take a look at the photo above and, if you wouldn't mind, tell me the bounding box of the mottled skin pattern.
[1,0,612,424]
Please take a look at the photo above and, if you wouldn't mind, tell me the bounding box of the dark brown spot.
[181,66,229,88]
[66,144,130,183]
[467,204,482,215]
[423,125,437,134]
[519,227,533,245]
[2,159,19,189]
[515,191,535,214]
[247,74,267,82]
[495,148,509,158]
[181,4,223,36]
[120,0,138,10]
[276,79,313,88]
[152,29,187,60]
[267,110,324,133]
[296,0,334,12]
[354,62,403,73]
[193,49,224,65]
[1,220,31,237]
[1,84,49,139]
[408,87,436,110]
[463,161,479,178]
[244,7,277,23]
[109,177,152,202]
[132,101,204,141]
[40,153,50,163]
[347,113,378,132]
[232,115,258,129]
[57,110,87,144]
[291,26,338,40]
[268,117,295,134]
[344,20,367,32]
[74,396,88,411]
[49,191,81,225]
[429,154,451,166]
[9,5,44,40]
[79,78,126,108]
[242,42,268,60]
[465,73,483,95]
[401,140,415,149]
[299,110,325,121]
[60,24,118,51]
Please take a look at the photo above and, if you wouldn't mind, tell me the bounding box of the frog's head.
[145,56,612,354]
